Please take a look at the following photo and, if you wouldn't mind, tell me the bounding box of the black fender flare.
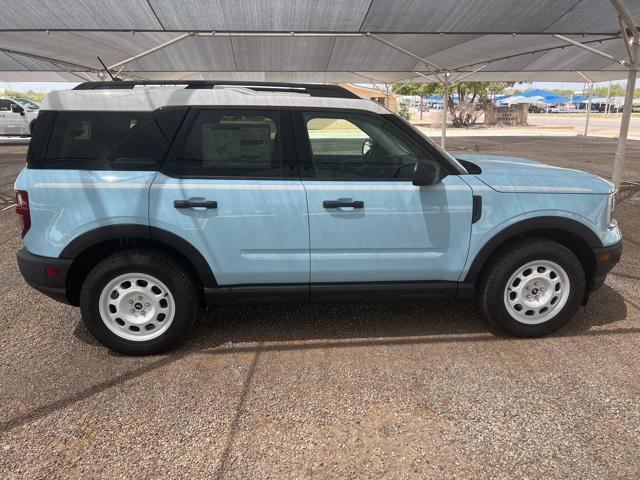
[60,224,217,287]
[463,216,602,283]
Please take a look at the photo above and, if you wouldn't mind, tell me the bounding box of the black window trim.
[26,110,56,168]
[26,104,464,178]
[160,105,301,181]
[28,108,186,171]
[290,107,459,182]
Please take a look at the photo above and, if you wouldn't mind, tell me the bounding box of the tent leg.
[612,65,638,187]
[584,82,593,136]
[441,74,450,149]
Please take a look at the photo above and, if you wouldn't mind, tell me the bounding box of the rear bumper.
[16,248,72,304]
[591,241,623,292]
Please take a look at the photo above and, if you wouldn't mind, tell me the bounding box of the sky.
[1,80,639,95]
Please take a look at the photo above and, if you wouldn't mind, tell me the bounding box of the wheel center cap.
[531,288,539,295]
[134,302,143,310]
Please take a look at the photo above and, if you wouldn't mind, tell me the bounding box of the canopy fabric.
[0,0,637,82]
[499,90,572,105]
[519,89,557,98]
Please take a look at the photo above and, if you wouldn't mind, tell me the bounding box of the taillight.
[15,190,30,238]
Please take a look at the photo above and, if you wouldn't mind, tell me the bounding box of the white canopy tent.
[0,0,637,184]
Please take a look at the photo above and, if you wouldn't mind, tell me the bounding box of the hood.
[455,153,614,195]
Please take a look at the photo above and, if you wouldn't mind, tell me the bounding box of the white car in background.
[0,96,39,136]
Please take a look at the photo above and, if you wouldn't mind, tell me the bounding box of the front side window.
[303,112,419,180]
[178,110,282,178]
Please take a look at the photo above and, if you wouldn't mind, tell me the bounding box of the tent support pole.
[577,72,594,136]
[552,34,630,67]
[367,33,444,82]
[108,32,193,71]
[584,81,593,136]
[610,0,639,187]
[413,71,439,83]
[612,60,637,187]
[0,46,96,72]
[441,73,450,149]
[450,64,488,83]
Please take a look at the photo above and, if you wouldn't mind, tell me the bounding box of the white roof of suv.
[42,84,391,115]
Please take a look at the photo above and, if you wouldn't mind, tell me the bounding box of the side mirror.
[11,104,24,115]
[412,160,441,186]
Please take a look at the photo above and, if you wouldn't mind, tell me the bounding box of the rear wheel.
[480,239,585,337]
[80,249,197,355]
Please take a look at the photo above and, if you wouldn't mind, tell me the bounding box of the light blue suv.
[15,81,622,355]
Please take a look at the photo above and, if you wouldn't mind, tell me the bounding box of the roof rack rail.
[73,80,360,99]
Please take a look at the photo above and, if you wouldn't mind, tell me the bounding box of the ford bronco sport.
[15,81,622,355]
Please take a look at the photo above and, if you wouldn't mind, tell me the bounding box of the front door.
[294,110,473,287]
[150,108,310,287]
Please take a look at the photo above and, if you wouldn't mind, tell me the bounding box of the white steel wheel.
[98,272,176,341]
[503,260,570,325]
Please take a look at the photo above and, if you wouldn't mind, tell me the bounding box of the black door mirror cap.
[412,160,441,186]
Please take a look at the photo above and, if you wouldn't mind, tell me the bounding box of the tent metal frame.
[610,0,639,187]
[0,1,637,184]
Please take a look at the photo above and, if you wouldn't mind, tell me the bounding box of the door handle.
[174,200,217,209]
[323,200,364,209]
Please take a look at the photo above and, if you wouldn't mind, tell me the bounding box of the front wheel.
[479,239,586,337]
[80,249,198,355]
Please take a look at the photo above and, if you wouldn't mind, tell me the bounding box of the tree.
[549,89,575,97]
[391,82,439,97]
[396,100,412,120]
[2,89,46,103]
[392,81,514,127]
[594,84,625,97]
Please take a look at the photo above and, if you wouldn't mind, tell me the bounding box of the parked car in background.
[548,105,578,113]
[0,96,39,136]
[14,81,622,355]
[14,97,41,112]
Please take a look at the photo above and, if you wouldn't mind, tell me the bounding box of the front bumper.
[16,248,72,304]
[591,241,623,292]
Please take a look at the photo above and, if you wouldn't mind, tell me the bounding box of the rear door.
[294,110,473,287]
[150,108,310,287]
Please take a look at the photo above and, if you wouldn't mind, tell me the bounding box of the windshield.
[392,114,468,174]
[15,98,39,109]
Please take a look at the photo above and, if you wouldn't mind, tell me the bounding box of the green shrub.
[396,100,412,120]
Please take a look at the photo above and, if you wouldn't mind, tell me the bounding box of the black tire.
[80,249,198,355]
[479,238,586,337]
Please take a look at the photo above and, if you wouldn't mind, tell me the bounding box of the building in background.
[340,84,397,110]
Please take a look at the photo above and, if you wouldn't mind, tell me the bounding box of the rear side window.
[28,109,186,170]
[170,109,283,178]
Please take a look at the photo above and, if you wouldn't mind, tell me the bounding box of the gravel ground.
[0,138,639,479]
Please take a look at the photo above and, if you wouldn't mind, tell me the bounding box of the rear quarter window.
[27,109,186,170]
